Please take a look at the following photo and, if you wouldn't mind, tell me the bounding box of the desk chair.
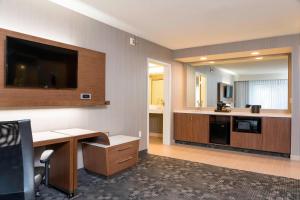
[34,149,54,196]
[0,120,53,200]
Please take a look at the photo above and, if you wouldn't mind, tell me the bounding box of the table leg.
[49,140,74,195]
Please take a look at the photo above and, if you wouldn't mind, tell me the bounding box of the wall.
[173,34,300,158]
[186,65,235,107]
[0,0,184,167]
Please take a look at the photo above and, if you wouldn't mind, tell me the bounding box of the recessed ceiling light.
[209,61,215,64]
[200,57,207,61]
[255,57,263,60]
[251,52,260,55]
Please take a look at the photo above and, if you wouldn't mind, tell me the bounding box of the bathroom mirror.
[186,54,290,110]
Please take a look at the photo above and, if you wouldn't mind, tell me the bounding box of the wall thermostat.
[129,37,136,46]
[80,93,92,100]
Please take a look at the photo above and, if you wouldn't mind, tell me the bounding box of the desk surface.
[84,135,140,148]
[32,131,72,147]
[53,128,105,136]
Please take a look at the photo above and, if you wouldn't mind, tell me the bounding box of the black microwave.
[233,117,261,133]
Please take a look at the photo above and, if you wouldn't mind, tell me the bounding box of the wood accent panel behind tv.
[0,28,106,107]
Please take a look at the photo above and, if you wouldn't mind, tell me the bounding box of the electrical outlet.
[138,131,142,138]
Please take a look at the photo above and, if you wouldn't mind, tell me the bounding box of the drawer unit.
[82,135,140,176]
[109,153,138,175]
[108,141,139,162]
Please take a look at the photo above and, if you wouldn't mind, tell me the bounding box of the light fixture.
[19,65,26,70]
[251,52,260,55]
[209,61,215,64]
[255,57,263,60]
[200,57,207,61]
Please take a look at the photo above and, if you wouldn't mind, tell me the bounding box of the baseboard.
[139,149,148,158]
[149,132,163,138]
[290,155,300,160]
[175,140,290,158]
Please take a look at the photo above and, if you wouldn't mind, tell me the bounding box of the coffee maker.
[215,101,231,112]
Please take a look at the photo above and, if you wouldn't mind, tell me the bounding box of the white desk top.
[53,128,105,136]
[32,131,71,143]
[84,135,140,148]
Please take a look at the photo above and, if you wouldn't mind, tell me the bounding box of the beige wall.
[0,0,185,167]
[172,34,300,158]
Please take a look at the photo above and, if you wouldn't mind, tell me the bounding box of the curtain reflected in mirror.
[186,54,289,110]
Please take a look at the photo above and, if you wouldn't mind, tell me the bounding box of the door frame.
[147,58,172,148]
[195,72,207,107]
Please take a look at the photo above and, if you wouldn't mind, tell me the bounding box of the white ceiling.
[213,58,288,75]
[49,0,300,50]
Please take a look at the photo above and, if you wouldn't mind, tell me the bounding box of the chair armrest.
[40,149,54,164]
[34,174,42,186]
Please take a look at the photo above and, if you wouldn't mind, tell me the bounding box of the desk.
[32,132,74,195]
[53,128,106,191]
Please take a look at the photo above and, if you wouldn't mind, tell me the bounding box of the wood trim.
[0,28,106,107]
[33,137,71,148]
[288,53,292,112]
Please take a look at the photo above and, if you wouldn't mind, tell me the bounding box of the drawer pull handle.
[117,146,132,151]
[118,156,133,164]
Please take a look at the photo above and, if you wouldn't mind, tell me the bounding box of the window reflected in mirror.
[186,54,290,110]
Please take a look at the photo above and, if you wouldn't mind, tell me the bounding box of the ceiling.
[49,0,300,50]
[178,48,292,63]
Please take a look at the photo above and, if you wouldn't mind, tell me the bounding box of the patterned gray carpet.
[38,154,300,200]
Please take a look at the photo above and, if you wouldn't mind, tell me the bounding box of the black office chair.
[0,120,54,200]
[34,149,54,196]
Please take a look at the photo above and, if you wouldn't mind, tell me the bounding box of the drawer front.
[108,141,139,162]
[109,153,138,175]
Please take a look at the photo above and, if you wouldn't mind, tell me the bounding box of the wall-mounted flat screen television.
[5,36,78,89]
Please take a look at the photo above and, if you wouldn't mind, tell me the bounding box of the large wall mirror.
[186,54,290,110]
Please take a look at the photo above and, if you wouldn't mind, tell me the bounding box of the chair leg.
[45,162,50,186]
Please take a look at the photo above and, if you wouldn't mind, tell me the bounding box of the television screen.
[224,85,233,98]
[5,36,78,89]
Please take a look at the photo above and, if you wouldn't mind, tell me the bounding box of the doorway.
[147,58,171,148]
[195,73,207,107]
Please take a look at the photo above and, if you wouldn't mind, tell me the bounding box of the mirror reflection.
[186,54,289,109]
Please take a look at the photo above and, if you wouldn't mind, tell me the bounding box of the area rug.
[39,154,300,200]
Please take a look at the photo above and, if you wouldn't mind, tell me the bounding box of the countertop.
[83,135,140,148]
[174,110,291,118]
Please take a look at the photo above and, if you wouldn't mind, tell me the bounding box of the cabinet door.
[262,117,291,154]
[191,114,209,143]
[231,132,263,150]
[174,113,192,141]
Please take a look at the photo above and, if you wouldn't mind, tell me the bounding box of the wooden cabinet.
[174,112,291,154]
[174,113,209,143]
[192,114,209,143]
[231,132,263,150]
[262,117,291,154]
[82,138,139,176]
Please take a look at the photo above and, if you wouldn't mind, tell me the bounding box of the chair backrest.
[0,120,35,200]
